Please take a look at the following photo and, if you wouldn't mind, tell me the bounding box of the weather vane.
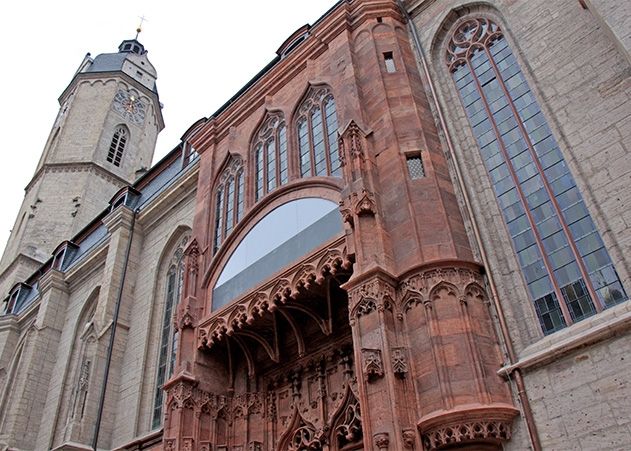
[135,15,148,40]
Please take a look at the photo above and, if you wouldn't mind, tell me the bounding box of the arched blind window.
[107,126,127,167]
[213,158,244,253]
[448,18,627,335]
[295,86,341,178]
[253,112,288,201]
[152,236,188,429]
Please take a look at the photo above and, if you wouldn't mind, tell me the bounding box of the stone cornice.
[498,300,631,376]
[25,162,128,194]
[102,205,135,234]
[37,269,68,294]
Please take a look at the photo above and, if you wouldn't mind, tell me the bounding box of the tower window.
[448,17,627,335]
[406,154,425,179]
[384,52,396,73]
[107,126,127,167]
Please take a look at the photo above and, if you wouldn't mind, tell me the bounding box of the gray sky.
[0,0,336,254]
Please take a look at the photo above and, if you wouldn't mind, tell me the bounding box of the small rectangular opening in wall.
[383,52,396,73]
[406,154,425,179]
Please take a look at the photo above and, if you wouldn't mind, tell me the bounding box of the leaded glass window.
[252,112,288,201]
[295,86,341,178]
[152,236,188,429]
[213,157,244,253]
[448,18,627,335]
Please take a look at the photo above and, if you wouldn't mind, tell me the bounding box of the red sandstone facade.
[164,1,517,449]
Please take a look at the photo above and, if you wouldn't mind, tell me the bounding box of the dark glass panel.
[298,120,311,177]
[266,139,277,192]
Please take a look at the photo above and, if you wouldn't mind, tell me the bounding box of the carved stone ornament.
[249,440,263,451]
[422,419,512,450]
[182,438,194,451]
[374,432,390,450]
[354,189,377,216]
[164,439,175,451]
[402,428,416,448]
[391,347,408,378]
[178,304,196,330]
[361,348,384,381]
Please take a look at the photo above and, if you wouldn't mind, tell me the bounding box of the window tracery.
[447,17,627,335]
[295,86,341,178]
[253,112,288,201]
[213,157,244,253]
[107,126,128,167]
[152,235,188,429]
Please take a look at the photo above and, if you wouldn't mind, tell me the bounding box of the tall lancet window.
[213,157,244,253]
[448,18,627,335]
[107,126,128,167]
[295,86,341,178]
[152,235,188,429]
[252,112,288,201]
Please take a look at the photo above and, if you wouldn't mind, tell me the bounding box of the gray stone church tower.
[0,39,163,298]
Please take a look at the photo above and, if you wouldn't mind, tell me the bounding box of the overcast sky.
[0,0,336,255]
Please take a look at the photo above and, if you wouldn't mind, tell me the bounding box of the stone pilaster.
[0,269,69,449]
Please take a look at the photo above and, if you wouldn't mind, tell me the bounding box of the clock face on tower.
[112,90,146,125]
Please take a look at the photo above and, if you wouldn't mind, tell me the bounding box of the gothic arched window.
[152,236,187,429]
[447,18,627,335]
[295,86,341,178]
[252,112,288,201]
[107,126,128,167]
[213,157,244,253]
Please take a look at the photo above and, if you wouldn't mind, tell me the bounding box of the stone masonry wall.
[407,0,631,449]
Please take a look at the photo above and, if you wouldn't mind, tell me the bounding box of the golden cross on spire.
[135,15,148,40]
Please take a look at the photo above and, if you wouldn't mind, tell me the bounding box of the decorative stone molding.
[418,405,518,451]
[398,263,484,313]
[391,347,408,378]
[348,275,396,319]
[198,239,351,349]
[374,432,390,450]
[361,348,384,381]
[422,419,511,450]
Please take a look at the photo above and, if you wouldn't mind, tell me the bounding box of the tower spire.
[135,15,147,40]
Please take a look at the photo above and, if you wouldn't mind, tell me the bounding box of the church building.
[0,0,629,450]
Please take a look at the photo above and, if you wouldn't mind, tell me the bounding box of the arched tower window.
[295,86,341,178]
[152,235,188,429]
[213,157,244,253]
[447,18,627,335]
[107,126,128,167]
[252,112,288,201]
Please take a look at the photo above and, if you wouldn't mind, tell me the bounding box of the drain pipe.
[92,207,137,450]
[395,2,542,450]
